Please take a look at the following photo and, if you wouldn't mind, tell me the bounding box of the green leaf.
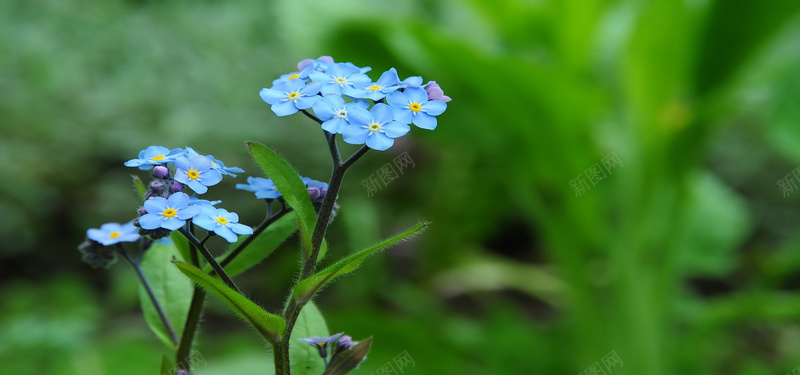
[293,222,429,304]
[170,230,192,263]
[248,142,318,260]
[290,301,330,375]
[132,175,146,199]
[174,261,286,343]
[214,211,299,277]
[322,338,372,375]
[138,241,194,350]
[160,355,174,375]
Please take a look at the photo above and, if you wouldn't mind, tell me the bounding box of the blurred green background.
[3,0,800,373]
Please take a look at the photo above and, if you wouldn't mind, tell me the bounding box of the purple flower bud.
[319,188,328,198]
[298,56,334,70]
[337,335,353,349]
[307,187,321,200]
[150,181,165,190]
[425,81,452,103]
[137,206,148,216]
[152,165,170,179]
[170,181,184,192]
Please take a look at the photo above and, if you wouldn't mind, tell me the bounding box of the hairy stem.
[178,227,241,294]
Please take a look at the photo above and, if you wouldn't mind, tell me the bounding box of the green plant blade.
[322,338,372,375]
[174,261,286,343]
[170,230,192,263]
[290,301,330,375]
[293,222,429,304]
[160,355,174,375]
[138,241,194,351]
[132,175,146,198]
[248,142,318,260]
[206,211,299,277]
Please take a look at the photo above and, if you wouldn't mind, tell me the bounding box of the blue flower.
[345,68,403,100]
[311,95,369,134]
[174,155,223,194]
[139,192,201,231]
[401,75,424,88]
[184,147,243,177]
[124,146,184,170]
[302,177,329,201]
[192,207,253,243]
[387,87,447,130]
[188,196,222,208]
[341,103,410,151]
[87,221,141,246]
[309,63,371,96]
[259,79,322,116]
[236,176,281,199]
[298,332,345,359]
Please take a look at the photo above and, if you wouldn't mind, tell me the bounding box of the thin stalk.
[178,227,241,294]
[274,144,370,375]
[176,228,206,373]
[118,247,178,346]
[219,206,292,269]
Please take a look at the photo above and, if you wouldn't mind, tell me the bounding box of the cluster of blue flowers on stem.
[259,56,450,151]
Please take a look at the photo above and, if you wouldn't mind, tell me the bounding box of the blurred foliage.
[3,0,800,374]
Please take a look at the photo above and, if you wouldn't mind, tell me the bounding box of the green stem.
[176,230,206,373]
[178,227,241,294]
[118,247,179,346]
[274,144,370,375]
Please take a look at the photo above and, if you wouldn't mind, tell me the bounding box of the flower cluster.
[119,145,253,242]
[259,56,451,151]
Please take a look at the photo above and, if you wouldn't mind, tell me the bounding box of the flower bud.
[319,188,328,198]
[152,165,170,179]
[170,181,184,192]
[77,240,118,269]
[425,81,452,102]
[307,187,321,200]
[150,181,165,190]
[137,206,148,216]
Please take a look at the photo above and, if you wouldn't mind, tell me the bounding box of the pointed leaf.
[290,301,330,375]
[293,222,429,304]
[132,175,146,199]
[170,230,192,263]
[322,338,373,375]
[138,240,193,350]
[213,211,299,277]
[248,142,318,259]
[174,261,286,343]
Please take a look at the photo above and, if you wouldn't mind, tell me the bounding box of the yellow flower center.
[187,169,200,180]
[409,103,422,112]
[287,92,301,101]
[151,155,166,161]
[368,85,381,91]
[163,208,177,218]
[109,231,121,239]
[216,216,229,225]
[368,123,382,132]
[334,77,347,85]
[288,73,299,80]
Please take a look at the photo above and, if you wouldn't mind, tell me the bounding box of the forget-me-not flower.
[124,146,184,170]
[236,176,281,199]
[341,103,410,151]
[174,155,223,194]
[259,79,322,116]
[192,207,253,243]
[311,95,369,134]
[387,87,447,130]
[309,63,371,96]
[87,221,141,246]
[139,192,201,231]
[345,68,403,100]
